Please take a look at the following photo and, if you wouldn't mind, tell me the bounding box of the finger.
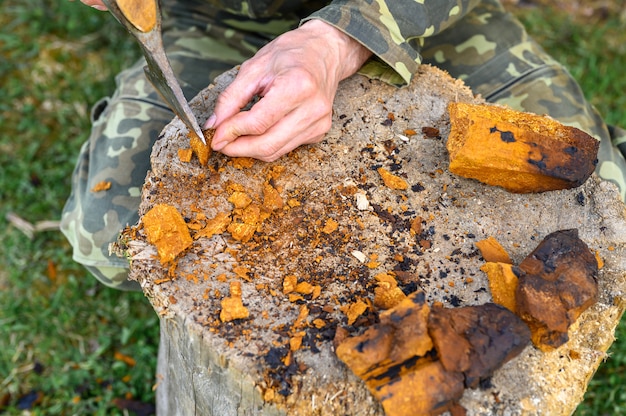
[212,92,292,151]
[217,109,330,161]
[80,0,107,10]
[208,65,268,129]
[212,73,318,150]
[219,129,326,162]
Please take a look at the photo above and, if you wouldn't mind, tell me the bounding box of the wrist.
[300,19,372,81]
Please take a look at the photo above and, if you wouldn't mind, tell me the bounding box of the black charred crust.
[525,229,581,272]
[372,351,437,385]
[411,183,426,192]
[490,126,516,143]
[410,290,426,305]
[528,156,548,170]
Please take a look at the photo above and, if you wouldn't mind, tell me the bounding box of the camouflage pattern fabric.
[60,0,626,290]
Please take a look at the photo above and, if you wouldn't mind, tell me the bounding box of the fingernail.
[91,5,108,11]
[205,114,216,129]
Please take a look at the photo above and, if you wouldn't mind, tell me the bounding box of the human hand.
[78,0,107,11]
[206,19,372,162]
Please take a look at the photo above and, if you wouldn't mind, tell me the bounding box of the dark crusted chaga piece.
[335,291,433,383]
[428,303,531,388]
[336,293,533,415]
[447,102,599,193]
[516,229,599,351]
[336,291,465,416]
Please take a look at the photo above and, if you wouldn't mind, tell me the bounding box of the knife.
[101,0,206,144]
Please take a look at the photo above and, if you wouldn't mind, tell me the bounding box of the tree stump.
[121,65,626,415]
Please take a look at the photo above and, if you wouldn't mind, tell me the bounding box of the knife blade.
[101,0,206,144]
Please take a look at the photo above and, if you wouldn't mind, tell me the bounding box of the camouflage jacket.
[205,0,482,85]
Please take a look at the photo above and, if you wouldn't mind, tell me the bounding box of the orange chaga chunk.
[476,236,512,264]
[377,167,408,190]
[263,183,284,211]
[481,262,519,313]
[220,281,249,322]
[340,299,368,325]
[373,272,406,310]
[375,361,464,416]
[447,102,599,193]
[516,229,598,351]
[227,221,257,242]
[336,291,435,384]
[91,181,111,192]
[283,275,298,294]
[228,191,253,209]
[143,204,193,264]
[190,129,213,166]
[231,157,255,169]
[337,292,531,416]
[195,212,231,240]
[178,148,193,163]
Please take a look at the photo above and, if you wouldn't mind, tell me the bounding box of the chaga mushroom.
[220,281,249,323]
[428,303,531,388]
[481,262,520,313]
[447,102,599,193]
[475,236,512,264]
[515,229,599,351]
[336,291,433,381]
[336,292,464,416]
[375,360,465,416]
[189,128,214,166]
[378,167,409,190]
[142,204,193,264]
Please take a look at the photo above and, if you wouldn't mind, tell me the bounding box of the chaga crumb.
[227,221,257,242]
[373,272,406,310]
[178,148,193,163]
[340,299,368,325]
[228,191,253,209]
[422,126,440,138]
[220,281,249,322]
[195,212,231,240]
[321,218,339,234]
[377,167,408,190]
[231,157,255,169]
[263,183,284,211]
[91,181,111,192]
[203,128,215,147]
[282,275,298,294]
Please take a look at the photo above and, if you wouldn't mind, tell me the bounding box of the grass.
[0,1,158,414]
[0,0,624,414]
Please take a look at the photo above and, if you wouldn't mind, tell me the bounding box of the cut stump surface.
[121,66,626,416]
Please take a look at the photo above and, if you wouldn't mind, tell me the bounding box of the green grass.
[0,1,624,414]
[0,1,158,414]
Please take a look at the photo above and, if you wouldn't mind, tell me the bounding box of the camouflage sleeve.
[301,0,482,86]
